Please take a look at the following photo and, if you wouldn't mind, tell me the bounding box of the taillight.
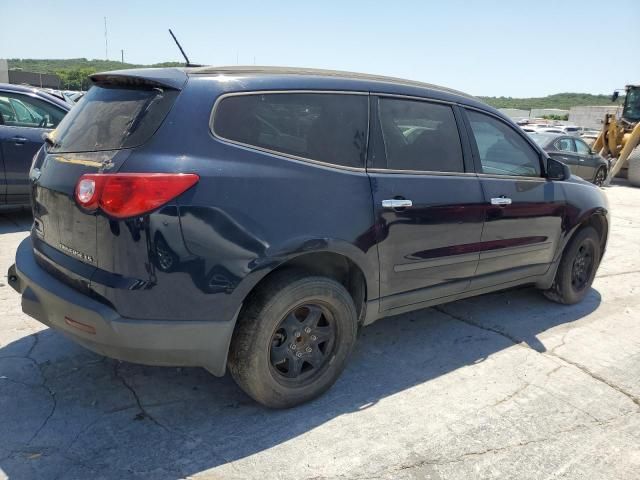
[74,173,199,219]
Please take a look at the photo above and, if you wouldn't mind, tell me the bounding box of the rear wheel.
[593,167,606,187]
[228,271,358,408]
[543,226,601,305]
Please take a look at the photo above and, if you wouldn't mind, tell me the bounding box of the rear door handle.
[382,199,413,208]
[12,136,28,145]
[491,197,512,206]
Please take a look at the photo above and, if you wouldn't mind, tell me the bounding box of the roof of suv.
[92,66,493,109]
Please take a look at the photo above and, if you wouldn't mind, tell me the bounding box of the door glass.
[467,110,541,177]
[378,98,463,172]
[0,93,65,128]
[555,137,576,152]
[574,138,591,155]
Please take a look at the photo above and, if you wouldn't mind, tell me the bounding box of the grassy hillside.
[479,93,618,110]
[8,58,183,72]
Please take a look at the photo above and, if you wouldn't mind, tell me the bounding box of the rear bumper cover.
[8,238,237,376]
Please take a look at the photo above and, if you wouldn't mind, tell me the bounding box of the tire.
[628,146,640,187]
[228,270,358,408]
[543,226,601,305]
[593,166,606,187]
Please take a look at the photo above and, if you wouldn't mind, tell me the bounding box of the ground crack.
[113,362,173,433]
[434,305,640,409]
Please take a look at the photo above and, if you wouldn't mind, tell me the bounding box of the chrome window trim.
[209,90,370,172]
[367,168,477,177]
[372,92,457,106]
[475,172,547,182]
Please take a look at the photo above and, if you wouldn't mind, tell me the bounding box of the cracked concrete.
[1,181,640,479]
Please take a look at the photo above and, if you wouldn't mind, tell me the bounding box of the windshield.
[47,85,178,153]
[624,88,640,122]
[528,133,556,146]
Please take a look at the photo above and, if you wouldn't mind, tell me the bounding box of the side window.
[467,110,541,177]
[555,137,576,152]
[213,93,368,168]
[0,93,65,128]
[378,98,463,172]
[574,138,591,155]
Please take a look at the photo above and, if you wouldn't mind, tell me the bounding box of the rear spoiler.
[90,68,188,90]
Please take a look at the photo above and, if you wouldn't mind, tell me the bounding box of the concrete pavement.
[0,182,639,479]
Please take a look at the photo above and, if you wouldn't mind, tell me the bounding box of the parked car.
[529,132,609,186]
[0,84,70,205]
[8,67,609,408]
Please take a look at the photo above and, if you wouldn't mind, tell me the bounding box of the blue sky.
[1,0,638,97]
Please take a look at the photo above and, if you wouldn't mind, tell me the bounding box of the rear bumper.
[8,238,237,376]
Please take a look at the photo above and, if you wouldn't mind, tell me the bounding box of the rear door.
[368,96,485,312]
[463,108,564,288]
[574,137,597,179]
[0,91,66,204]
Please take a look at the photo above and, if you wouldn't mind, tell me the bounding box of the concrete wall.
[530,108,570,118]
[0,59,8,84]
[499,108,530,119]
[569,105,621,130]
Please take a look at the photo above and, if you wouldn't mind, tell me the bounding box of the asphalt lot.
[1,182,640,480]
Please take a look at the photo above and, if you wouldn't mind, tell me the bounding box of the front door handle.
[491,197,512,206]
[12,136,28,145]
[382,199,413,208]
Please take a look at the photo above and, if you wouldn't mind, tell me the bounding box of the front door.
[368,96,485,312]
[463,109,565,289]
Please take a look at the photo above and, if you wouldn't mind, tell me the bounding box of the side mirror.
[547,157,571,181]
[611,91,619,102]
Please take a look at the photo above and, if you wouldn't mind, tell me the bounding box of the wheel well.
[583,214,608,252]
[244,252,367,325]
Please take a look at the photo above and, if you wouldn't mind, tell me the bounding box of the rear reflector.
[75,173,199,219]
[64,316,96,335]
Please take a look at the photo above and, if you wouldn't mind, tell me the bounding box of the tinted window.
[378,98,463,172]
[213,93,368,168]
[47,85,178,153]
[574,138,591,154]
[555,137,576,152]
[0,92,65,128]
[467,110,541,177]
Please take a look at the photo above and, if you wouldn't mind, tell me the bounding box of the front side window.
[0,92,65,129]
[467,110,541,177]
[574,138,591,155]
[378,98,463,172]
[555,137,575,152]
[213,93,368,168]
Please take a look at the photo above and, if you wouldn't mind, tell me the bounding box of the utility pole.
[104,17,109,60]
[121,50,124,63]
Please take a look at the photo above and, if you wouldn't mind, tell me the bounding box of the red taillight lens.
[74,173,199,219]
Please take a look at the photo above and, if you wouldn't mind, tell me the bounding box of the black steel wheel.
[594,167,606,187]
[228,270,358,408]
[543,226,601,305]
[269,303,336,382]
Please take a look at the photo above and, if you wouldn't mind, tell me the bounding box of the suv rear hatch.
[30,70,184,291]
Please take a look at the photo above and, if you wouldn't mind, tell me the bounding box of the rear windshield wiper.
[42,132,59,150]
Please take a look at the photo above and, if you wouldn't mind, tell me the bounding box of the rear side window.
[467,110,541,177]
[213,93,368,168]
[47,85,178,153]
[555,138,576,152]
[378,98,464,172]
[0,92,65,129]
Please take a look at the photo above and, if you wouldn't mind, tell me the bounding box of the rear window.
[47,85,178,153]
[212,93,368,168]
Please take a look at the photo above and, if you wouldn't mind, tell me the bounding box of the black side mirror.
[611,91,619,102]
[547,157,571,181]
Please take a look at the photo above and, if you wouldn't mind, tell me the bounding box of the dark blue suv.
[8,67,609,407]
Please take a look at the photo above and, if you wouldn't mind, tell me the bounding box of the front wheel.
[228,271,358,408]
[543,226,601,305]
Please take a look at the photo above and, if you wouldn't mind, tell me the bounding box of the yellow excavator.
[596,84,640,186]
